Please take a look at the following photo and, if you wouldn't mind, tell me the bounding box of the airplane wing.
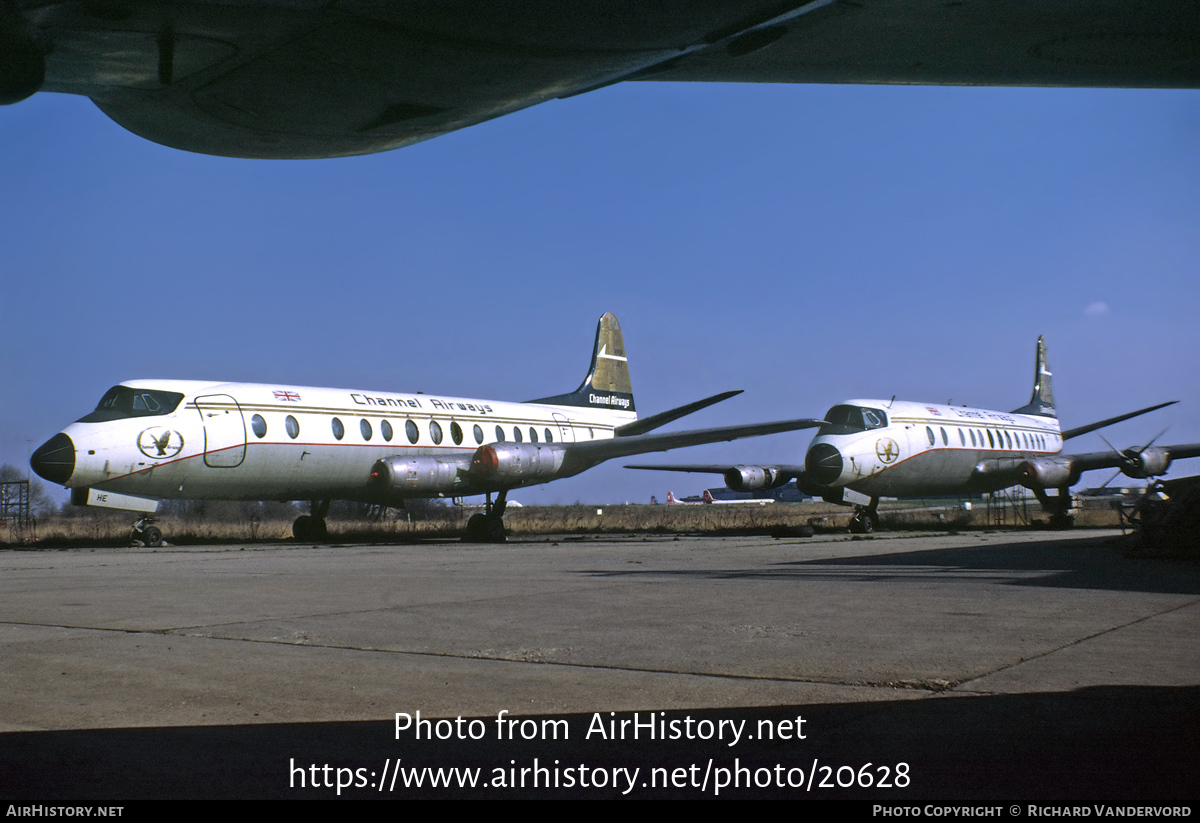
[977,442,1200,491]
[1058,443,1200,476]
[19,0,1200,158]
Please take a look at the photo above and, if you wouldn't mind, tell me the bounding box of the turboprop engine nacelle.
[1017,458,1080,490]
[723,466,785,492]
[1119,446,1171,479]
[371,456,465,494]
[470,443,567,484]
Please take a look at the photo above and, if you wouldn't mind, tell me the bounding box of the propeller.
[1096,429,1169,489]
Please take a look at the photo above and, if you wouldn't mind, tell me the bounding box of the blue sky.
[2,82,1197,504]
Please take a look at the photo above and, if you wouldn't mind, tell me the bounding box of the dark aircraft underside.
[7,0,1200,158]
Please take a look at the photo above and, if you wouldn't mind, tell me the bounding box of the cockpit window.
[76,386,185,423]
[818,405,888,435]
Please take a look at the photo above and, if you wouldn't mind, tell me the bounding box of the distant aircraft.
[665,492,699,506]
[702,489,774,506]
[4,1,1198,158]
[628,337,1200,533]
[30,313,820,544]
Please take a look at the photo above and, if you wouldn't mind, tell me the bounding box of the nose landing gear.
[848,498,880,534]
[131,517,163,548]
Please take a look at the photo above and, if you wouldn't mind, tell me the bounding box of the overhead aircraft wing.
[20,0,1200,158]
[641,1,1200,90]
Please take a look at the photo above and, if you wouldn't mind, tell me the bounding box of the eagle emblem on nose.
[138,428,184,459]
[876,438,899,464]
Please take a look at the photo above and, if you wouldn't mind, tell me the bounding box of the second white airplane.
[629,337,1200,533]
[30,313,821,544]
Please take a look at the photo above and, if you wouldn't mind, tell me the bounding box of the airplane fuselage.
[804,399,1064,499]
[48,379,635,504]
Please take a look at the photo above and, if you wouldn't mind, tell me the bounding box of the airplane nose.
[805,442,843,485]
[30,433,75,484]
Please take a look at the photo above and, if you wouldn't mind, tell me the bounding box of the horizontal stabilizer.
[1061,401,1176,440]
[625,463,806,478]
[614,390,742,437]
[564,419,822,464]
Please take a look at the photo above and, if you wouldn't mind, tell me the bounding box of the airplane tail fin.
[702,489,715,503]
[526,312,635,414]
[1011,335,1056,419]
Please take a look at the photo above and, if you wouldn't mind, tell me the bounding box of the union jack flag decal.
[926,407,941,416]
[274,390,301,402]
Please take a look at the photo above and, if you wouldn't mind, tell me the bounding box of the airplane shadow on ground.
[1,685,1196,799]
[582,536,1200,596]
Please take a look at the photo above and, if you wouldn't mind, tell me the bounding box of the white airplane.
[702,489,774,505]
[30,313,821,545]
[3,1,1197,158]
[629,337,1200,533]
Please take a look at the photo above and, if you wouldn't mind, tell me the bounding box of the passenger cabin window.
[959,429,966,446]
[969,430,977,447]
[940,427,948,446]
[360,419,373,441]
[251,414,267,438]
[986,430,995,448]
[332,417,345,440]
[381,420,393,442]
[495,425,505,443]
[926,426,935,446]
[473,425,484,444]
[450,422,463,445]
[406,420,419,444]
[513,427,523,443]
[285,415,299,439]
[819,405,889,435]
[77,386,186,423]
[545,428,553,443]
[529,428,538,443]
[429,421,443,445]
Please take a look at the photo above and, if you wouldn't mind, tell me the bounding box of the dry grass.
[7,497,1127,547]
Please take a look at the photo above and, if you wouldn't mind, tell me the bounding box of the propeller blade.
[1138,427,1169,453]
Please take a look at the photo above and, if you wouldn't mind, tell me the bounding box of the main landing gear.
[465,490,508,543]
[1033,487,1075,529]
[293,500,330,542]
[848,498,881,535]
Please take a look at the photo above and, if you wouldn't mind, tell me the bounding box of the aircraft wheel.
[465,513,487,542]
[1048,513,1075,530]
[293,515,313,541]
[142,526,163,548]
[294,515,329,541]
[484,516,507,543]
[867,511,880,532]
